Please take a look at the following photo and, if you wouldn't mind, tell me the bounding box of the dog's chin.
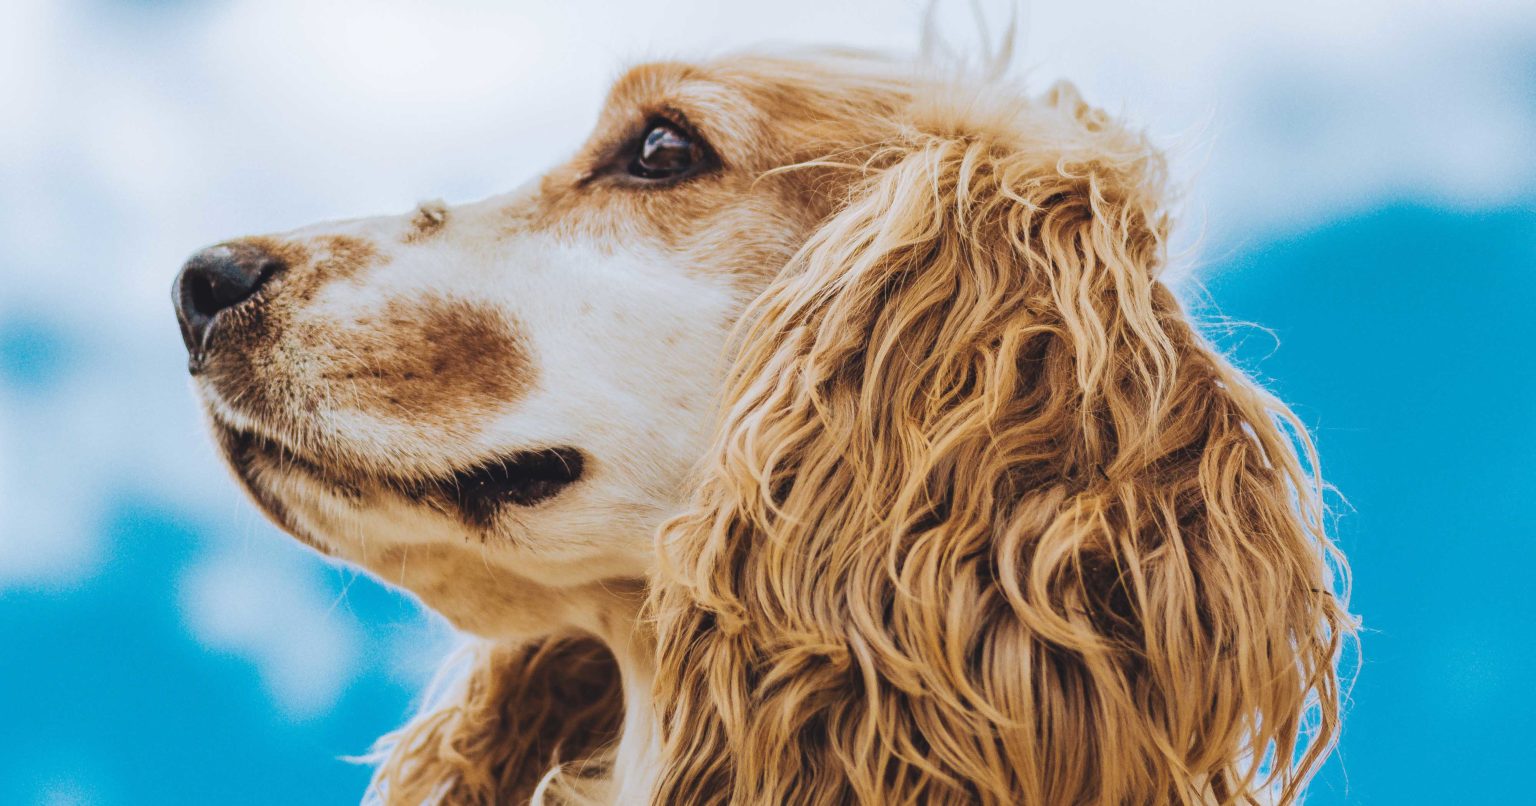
[206,418,628,638]
[207,421,322,550]
[208,417,588,542]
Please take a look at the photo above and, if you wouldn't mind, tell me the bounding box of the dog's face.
[175,57,903,638]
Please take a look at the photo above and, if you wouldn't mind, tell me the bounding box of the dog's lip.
[434,447,586,527]
[220,421,586,524]
[221,423,355,495]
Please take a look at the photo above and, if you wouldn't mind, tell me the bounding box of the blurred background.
[1,1,1531,803]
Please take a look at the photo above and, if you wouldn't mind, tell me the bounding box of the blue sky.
[1,1,1532,803]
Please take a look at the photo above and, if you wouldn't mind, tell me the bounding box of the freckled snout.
[173,242,285,370]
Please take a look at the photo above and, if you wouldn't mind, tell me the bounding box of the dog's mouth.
[220,424,586,531]
[436,447,586,526]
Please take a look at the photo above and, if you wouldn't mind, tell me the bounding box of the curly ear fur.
[368,634,623,805]
[650,83,1353,805]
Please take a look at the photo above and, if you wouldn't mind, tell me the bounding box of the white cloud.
[35,779,102,806]
[0,441,98,587]
[0,371,102,588]
[0,325,239,590]
[180,541,364,718]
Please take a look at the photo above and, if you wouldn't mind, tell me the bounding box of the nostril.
[172,242,287,360]
[184,254,280,318]
[185,268,221,319]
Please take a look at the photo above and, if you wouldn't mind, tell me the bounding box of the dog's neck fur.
[579,583,660,804]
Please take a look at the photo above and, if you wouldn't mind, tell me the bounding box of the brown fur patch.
[321,296,536,426]
[313,235,380,282]
[240,235,312,271]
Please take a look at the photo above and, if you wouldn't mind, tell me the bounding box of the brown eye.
[628,121,705,180]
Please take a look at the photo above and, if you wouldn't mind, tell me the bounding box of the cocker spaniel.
[173,48,1352,805]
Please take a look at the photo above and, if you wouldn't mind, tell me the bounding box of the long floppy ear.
[651,82,1352,805]
[368,634,622,805]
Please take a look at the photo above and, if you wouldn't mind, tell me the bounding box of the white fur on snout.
[232,194,745,631]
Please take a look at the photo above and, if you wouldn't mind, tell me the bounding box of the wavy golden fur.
[370,635,622,804]
[357,55,1352,805]
[650,78,1353,804]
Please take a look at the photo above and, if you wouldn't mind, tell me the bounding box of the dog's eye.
[628,121,705,180]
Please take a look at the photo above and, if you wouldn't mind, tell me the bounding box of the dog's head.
[175,54,916,637]
[177,51,1351,804]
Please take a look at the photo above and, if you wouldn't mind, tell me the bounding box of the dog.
[174,48,1353,805]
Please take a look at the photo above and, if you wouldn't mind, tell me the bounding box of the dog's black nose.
[173,242,283,359]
